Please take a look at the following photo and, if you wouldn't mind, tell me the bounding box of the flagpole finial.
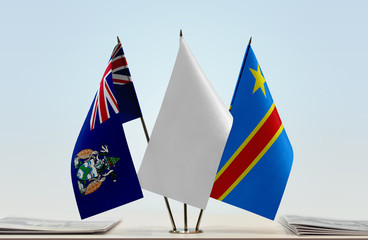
[117,36,121,44]
[248,37,252,45]
[180,29,183,37]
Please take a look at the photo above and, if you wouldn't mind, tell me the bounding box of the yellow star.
[249,64,266,98]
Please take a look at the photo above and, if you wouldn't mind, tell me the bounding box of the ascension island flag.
[71,41,143,219]
[210,42,293,220]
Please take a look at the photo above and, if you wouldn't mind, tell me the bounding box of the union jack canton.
[90,43,140,130]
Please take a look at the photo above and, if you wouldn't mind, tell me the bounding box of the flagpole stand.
[168,204,203,234]
[169,229,203,234]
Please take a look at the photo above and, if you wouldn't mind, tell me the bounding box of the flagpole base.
[169,229,203,234]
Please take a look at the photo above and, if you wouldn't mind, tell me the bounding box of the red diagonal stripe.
[111,43,121,59]
[98,79,108,122]
[210,107,282,199]
[103,62,112,78]
[90,95,98,130]
[104,81,118,111]
[111,57,127,70]
[121,57,127,66]
[113,79,130,84]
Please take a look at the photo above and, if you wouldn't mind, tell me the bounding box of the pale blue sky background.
[1,0,368,223]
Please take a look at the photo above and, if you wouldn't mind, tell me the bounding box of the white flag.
[138,37,232,209]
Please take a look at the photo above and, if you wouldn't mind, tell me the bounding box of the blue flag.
[71,42,143,219]
[211,43,293,220]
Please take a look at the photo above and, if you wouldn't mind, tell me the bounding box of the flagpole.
[180,29,190,233]
[116,35,177,232]
[139,117,150,143]
[179,29,204,234]
[139,117,177,232]
[229,36,252,110]
[195,209,203,231]
[184,203,188,232]
[164,195,177,231]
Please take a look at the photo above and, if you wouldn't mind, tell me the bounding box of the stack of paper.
[280,215,368,236]
[0,216,119,234]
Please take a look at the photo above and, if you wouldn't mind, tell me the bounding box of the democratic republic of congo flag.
[210,41,293,220]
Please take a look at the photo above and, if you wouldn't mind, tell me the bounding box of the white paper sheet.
[0,216,119,234]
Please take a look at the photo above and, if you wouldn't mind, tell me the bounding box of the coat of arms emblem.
[74,145,120,196]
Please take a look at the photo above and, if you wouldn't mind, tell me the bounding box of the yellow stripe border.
[215,103,276,181]
[218,124,284,201]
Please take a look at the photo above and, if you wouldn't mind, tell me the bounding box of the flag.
[138,36,233,209]
[210,43,293,220]
[71,42,143,219]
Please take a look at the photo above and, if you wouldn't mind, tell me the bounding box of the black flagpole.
[195,209,203,231]
[139,116,177,231]
[116,36,177,231]
[180,29,189,233]
[179,29,203,234]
